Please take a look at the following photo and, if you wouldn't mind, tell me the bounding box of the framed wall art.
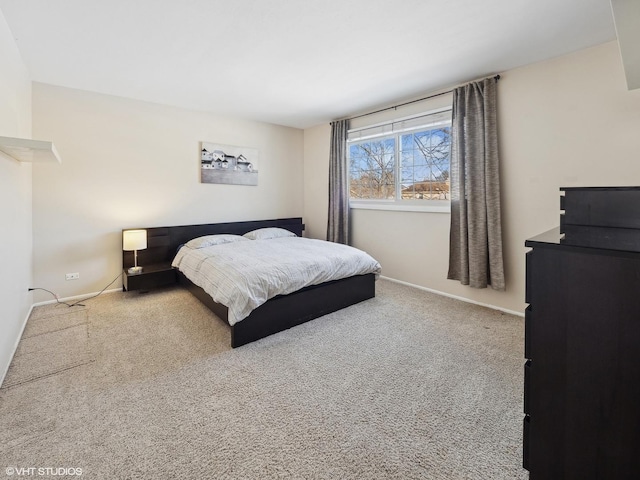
[200,142,259,186]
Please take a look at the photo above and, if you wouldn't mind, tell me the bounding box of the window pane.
[348,136,396,200]
[400,126,451,201]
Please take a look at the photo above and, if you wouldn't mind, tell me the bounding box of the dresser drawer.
[561,187,640,229]
[523,415,531,471]
[524,359,532,415]
[524,306,532,359]
[525,250,533,304]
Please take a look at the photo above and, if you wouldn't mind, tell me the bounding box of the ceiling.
[0,0,617,129]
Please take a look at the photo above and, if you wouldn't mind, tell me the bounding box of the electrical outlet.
[65,272,80,280]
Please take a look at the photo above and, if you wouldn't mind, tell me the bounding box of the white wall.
[303,41,640,314]
[31,83,304,300]
[303,123,331,240]
[0,10,33,384]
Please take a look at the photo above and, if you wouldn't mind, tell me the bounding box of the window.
[348,109,452,211]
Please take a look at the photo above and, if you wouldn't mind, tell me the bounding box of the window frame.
[347,107,452,214]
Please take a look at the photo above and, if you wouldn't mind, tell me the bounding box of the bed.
[122,218,380,347]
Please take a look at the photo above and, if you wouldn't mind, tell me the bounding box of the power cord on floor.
[29,272,122,307]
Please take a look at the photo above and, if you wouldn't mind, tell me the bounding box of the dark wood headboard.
[123,217,304,268]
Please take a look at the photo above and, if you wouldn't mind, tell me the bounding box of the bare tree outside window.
[401,127,451,200]
[349,138,395,199]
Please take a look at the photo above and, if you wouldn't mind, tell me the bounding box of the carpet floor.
[0,279,527,479]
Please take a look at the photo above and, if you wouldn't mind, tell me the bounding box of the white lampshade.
[123,229,147,251]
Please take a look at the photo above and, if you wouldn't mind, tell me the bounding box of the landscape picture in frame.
[200,142,259,186]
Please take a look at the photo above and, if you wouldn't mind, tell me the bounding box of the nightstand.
[122,262,177,292]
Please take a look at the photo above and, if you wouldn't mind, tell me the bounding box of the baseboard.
[32,288,122,307]
[380,276,525,318]
[0,302,35,388]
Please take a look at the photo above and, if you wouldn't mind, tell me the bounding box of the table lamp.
[123,229,147,274]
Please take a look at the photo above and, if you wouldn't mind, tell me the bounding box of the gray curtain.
[327,119,349,244]
[447,77,505,290]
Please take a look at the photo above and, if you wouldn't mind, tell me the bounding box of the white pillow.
[243,227,297,240]
[185,234,249,249]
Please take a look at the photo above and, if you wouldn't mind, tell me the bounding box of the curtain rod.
[332,74,501,124]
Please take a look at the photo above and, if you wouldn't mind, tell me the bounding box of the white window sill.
[350,201,450,213]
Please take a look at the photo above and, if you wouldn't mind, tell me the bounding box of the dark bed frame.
[122,217,375,347]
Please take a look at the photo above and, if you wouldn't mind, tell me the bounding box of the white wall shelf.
[0,136,61,163]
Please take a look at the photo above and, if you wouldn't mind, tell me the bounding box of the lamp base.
[128,266,143,274]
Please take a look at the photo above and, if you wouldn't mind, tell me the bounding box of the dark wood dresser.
[523,187,640,479]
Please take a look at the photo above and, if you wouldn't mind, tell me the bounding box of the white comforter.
[172,237,381,325]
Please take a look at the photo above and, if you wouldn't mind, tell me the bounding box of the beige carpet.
[0,280,528,479]
[2,308,92,389]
